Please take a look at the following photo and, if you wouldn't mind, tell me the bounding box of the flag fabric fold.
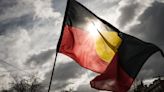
[57,0,163,91]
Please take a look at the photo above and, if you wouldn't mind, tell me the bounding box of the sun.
[85,18,122,63]
[85,19,103,37]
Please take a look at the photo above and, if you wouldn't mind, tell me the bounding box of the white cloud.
[78,0,121,27]
[0,0,63,90]
[33,0,61,19]
[0,28,30,66]
[117,0,155,32]
[156,0,164,3]
[0,0,34,21]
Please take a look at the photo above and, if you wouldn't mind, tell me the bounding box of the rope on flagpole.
[47,52,58,92]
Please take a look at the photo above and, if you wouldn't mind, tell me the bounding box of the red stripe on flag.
[59,25,109,73]
[90,54,134,92]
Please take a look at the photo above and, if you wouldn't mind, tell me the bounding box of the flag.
[57,0,164,91]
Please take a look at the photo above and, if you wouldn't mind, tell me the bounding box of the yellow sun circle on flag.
[95,30,122,63]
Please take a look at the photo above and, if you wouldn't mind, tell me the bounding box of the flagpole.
[47,52,58,92]
[47,0,71,92]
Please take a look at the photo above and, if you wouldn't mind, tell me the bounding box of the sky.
[0,0,164,92]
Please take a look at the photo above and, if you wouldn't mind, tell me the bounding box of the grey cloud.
[136,53,164,79]
[50,81,74,91]
[76,84,98,92]
[48,63,98,91]
[0,0,35,35]
[0,0,34,21]
[0,0,61,35]
[53,62,86,81]
[51,0,67,14]
[0,59,21,72]
[0,0,62,91]
[44,61,87,91]
[157,0,164,3]
[117,2,140,28]
[115,0,164,80]
[0,14,34,35]
[128,1,164,79]
[129,1,164,45]
[26,49,55,66]
[79,0,120,9]
[51,0,120,18]
[0,0,18,15]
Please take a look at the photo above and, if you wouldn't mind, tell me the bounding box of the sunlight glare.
[86,19,103,37]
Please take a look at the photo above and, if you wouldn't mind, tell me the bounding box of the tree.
[1,73,45,92]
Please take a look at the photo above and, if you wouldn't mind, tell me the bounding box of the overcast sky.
[0,0,164,92]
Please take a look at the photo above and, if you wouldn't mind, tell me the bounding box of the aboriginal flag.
[57,0,164,91]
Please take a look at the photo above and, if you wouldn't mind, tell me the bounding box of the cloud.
[79,0,121,26]
[0,0,34,22]
[33,0,61,19]
[125,1,164,80]
[45,61,86,91]
[0,14,34,35]
[51,0,121,27]
[51,0,67,14]
[129,1,164,44]
[53,62,86,81]
[43,58,98,91]
[0,28,31,66]
[117,1,140,28]
[116,1,164,80]
[0,0,18,15]
[26,49,55,66]
[117,0,155,30]
[0,0,63,90]
[136,52,164,79]
[157,0,164,3]
[76,84,99,92]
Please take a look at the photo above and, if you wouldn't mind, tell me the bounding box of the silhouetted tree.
[1,73,45,92]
